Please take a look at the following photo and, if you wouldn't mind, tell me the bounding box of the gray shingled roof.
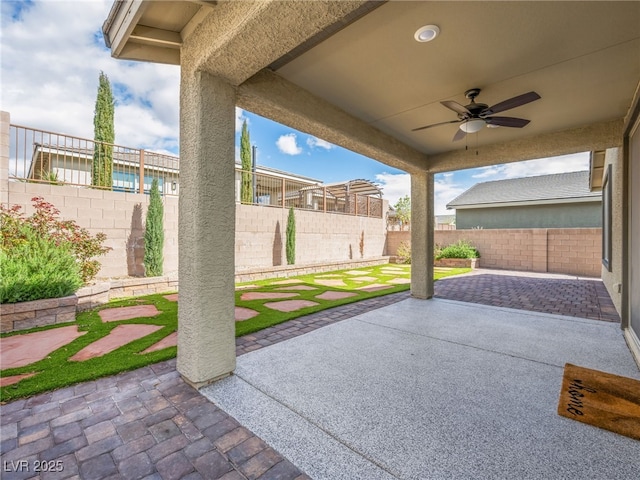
[447,171,600,209]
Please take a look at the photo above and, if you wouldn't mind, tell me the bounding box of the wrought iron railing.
[9,124,179,196]
[8,124,382,217]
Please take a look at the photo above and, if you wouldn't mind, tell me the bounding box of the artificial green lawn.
[1,265,469,402]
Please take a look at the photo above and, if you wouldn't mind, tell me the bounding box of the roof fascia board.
[105,0,147,57]
[238,69,428,174]
[429,119,623,174]
[449,196,601,210]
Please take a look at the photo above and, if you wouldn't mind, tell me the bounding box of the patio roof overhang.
[103,1,639,171]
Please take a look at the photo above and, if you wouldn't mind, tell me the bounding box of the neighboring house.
[447,171,601,229]
[22,137,383,213]
[28,143,179,195]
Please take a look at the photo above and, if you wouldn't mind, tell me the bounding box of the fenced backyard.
[7,123,383,218]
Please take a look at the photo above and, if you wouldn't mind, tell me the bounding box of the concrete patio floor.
[203,298,640,480]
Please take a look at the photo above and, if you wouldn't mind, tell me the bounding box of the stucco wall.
[388,228,602,277]
[600,147,624,314]
[5,182,387,279]
[455,202,602,229]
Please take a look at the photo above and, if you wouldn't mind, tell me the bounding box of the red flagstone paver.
[314,279,347,287]
[388,278,411,284]
[357,284,394,292]
[0,372,36,387]
[264,300,319,312]
[70,324,163,361]
[315,291,358,301]
[164,293,179,302]
[274,285,317,291]
[240,292,299,301]
[99,305,161,322]
[1,325,87,369]
[142,332,178,354]
[235,307,260,321]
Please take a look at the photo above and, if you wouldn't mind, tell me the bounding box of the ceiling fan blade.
[452,128,467,142]
[441,100,471,116]
[482,91,541,115]
[485,116,531,128]
[412,119,461,132]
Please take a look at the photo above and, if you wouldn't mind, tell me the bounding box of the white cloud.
[375,172,409,207]
[276,133,302,155]
[306,136,334,150]
[236,107,248,133]
[1,0,180,150]
[471,152,590,180]
[434,174,466,216]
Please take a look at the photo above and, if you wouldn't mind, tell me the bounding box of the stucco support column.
[410,170,434,299]
[177,71,236,387]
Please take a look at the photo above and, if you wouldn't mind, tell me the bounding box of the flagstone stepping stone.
[70,324,163,362]
[388,278,411,284]
[381,268,406,274]
[264,300,319,312]
[240,292,299,301]
[164,293,179,302]
[0,373,36,387]
[236,284,260,290]
[357,284,394,292]
[99,305,161,322]
[1,325,87,369]
[235,307,259,321]
[345,270,372,275]
[350,276,378,282]
[271,279,302,285]
[314,279,347,287]
[315,291,358,301]
[314,274,343,278]
[142,332,178,354]
[274,285,317,291]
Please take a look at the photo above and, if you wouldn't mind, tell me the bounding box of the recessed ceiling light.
[414,25,440,43]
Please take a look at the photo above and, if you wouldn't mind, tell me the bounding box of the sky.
[1,0,590,215]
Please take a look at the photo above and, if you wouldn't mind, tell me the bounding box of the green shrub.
[144,179,164,277]
[396,241,411,264]
[286,207,296,265]
[1,197,111,286]
[0,227,82,303]
[435,240,479,260]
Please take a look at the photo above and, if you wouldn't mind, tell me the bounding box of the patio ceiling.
[104,1,640,168]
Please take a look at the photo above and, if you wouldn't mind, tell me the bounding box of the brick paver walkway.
[434,271,620,322]
[0,271,619,479]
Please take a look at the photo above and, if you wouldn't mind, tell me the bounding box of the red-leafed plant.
[1,197,112,284]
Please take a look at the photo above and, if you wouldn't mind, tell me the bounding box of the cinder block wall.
[235,203,388,270]
[7,182,179,279]
[5,182,387,278]
[386,228,602,277]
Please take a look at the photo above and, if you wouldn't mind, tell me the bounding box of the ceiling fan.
[412,88,541,141]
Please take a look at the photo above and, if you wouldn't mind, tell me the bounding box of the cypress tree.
[240,120,253,203]
[144,179,164,276]
[286,207,296,265]
[92,71,115,188]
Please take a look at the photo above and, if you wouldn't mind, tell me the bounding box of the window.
[602,164,612,271]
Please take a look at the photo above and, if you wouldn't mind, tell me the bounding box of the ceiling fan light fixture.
[414,25,440,42]
[460,119,485,133]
